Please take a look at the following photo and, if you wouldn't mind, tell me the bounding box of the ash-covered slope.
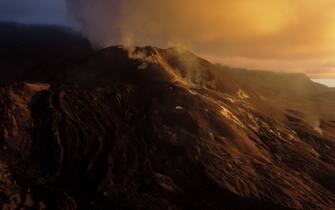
[0,30,335,210]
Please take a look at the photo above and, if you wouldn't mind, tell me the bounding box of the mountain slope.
[0,26,334,210]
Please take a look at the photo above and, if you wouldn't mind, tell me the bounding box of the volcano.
[0,23,334,210]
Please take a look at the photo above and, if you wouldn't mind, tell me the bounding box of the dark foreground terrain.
[0,23,334,210]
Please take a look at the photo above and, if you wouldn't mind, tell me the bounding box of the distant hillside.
[0,22,92,83]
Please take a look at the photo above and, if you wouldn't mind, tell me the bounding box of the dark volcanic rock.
[0,25,335,210]
[0,82,296,210]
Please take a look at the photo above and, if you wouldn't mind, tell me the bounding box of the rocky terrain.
[0,23,334,210]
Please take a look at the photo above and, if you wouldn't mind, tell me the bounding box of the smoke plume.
[66,0,335,78]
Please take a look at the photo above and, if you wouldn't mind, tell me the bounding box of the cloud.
[65,0,335,78]
[0,0,75,26]
[67,0,335,55]
[2,0,334,78]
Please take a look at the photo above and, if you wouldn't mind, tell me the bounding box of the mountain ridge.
[0,24,334,210]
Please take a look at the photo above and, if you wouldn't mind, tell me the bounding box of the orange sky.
[70,0,335,78]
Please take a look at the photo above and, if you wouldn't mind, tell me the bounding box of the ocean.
[311,79,335,87]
